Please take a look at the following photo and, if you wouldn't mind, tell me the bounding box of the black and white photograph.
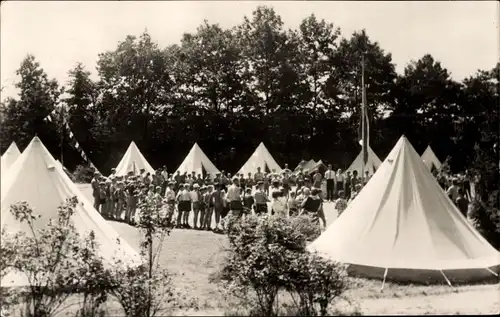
[0,1,499,316]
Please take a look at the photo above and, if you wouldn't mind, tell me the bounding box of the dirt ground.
[76,184,499,315]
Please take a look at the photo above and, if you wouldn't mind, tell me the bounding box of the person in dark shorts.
[243,188,255,216]
[300,188,324,228]
[211,183,226,232]
[176,183,192,228]
[226,177,243,218]
[455,188,469,218]
[253,181,269,215]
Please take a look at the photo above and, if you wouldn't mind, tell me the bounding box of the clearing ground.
[77,184,499,315]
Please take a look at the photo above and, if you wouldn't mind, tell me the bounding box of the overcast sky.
[1,1,499,100]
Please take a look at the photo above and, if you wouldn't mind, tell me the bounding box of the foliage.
[216,214,349,316]
[106,189,191,317]
[72,164,95,183]
[0,6,497,175]
[1,198,109,317]
[286,253,348,316]
[106,261,177,317]
[469,145,500,249]
[465,63,500,249]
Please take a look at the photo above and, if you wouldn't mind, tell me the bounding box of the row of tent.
[1,140,443,178]
[0,136,497,285]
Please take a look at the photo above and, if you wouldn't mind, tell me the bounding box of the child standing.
[191,184,202,229]
[164,181,176,223]
[211,183,226,232]
[271,190,287,217]
[203,185,214,230]
[198,186,207,229]
[287,191,299,216]
[253,181,269,215]
[115,181,126,220]
[455,188,469,218]
[243,188,255,216]
[335,190,348,217]
[176,184,192,229]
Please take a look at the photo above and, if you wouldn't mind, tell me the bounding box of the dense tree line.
[1,6,498,177]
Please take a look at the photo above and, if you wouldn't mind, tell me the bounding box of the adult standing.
[282,163,292,175]
[344,171,352,200]
[312,170,322,189]
[300,188,326,228]
[324,164,336,202]
[253,181,269,215]
[336,169,344,199]
[226,177,243,218]
[91,172,101,211]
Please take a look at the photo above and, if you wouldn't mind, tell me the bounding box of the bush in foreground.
[215,214,350,316]
[106,188,198,317]
[1,198,110,317]
[1,192,193,317]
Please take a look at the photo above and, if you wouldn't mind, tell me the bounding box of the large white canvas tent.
[115,141,155,176]
[309,136,500,284]
[346,145,382,176]
[421,145,442,172]
[1,142,21,176]
[175,143,220,177]
[238,142,282,175]
[1,137,142,287]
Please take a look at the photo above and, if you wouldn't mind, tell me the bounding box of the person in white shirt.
[191,183,202,229]
[226,177,243,218]
[324,164,336,202]
[282,163,292,175]
[336,169,344,199]
[176,184,192,228]
[271,190,287,217]
[164,181,176,223]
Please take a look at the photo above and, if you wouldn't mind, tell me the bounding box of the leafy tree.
[333,30,397,163]
[466,63,500,249]
[0,55,62,153]
[296,14,341,115]
[94,31,175,171]
[388,54,461,164]
[236,6,303,117]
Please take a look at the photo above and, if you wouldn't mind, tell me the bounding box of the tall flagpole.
[361,54,366,179]
[60,107,64,166]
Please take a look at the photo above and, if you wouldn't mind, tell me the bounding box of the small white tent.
[1,137,142,287]
[175,143,220,177]
[421,145,442,172]
[1,142,21,176]
[309,136,500,283]
[294,159,317,174]
[346,145,382,176]
[115,141,155,176]
[238,142,282,175]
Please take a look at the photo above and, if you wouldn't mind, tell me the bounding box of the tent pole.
[440,270,452,287]
[380,268,388,292]
[485,268,498,277]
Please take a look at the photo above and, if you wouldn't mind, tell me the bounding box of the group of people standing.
[89,163,369,232]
